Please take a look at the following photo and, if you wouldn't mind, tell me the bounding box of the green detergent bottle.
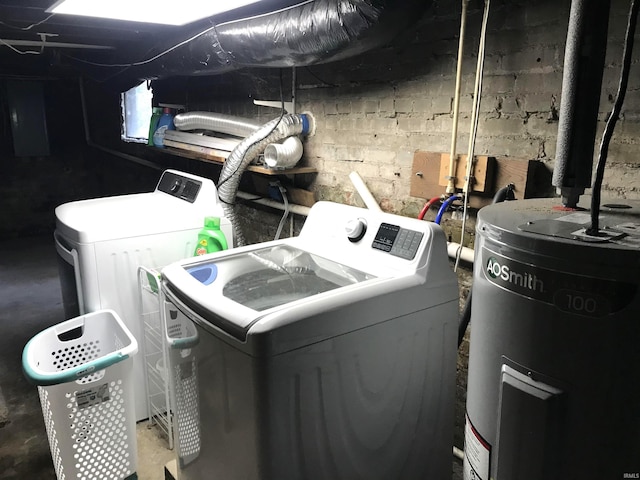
[147,107,162,146]
[194,217,228,256]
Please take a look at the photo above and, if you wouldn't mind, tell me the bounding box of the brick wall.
[295,0,639,213]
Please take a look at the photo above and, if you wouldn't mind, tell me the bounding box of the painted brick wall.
[295,0,639,214]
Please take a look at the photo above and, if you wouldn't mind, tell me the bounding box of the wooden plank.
[410,150,539,208]
[164,139,228,161]
[438,154,495,193]
[164,130,239,151]
[410,151,442,200]
[163,143,317,176]
[287,187,316,207]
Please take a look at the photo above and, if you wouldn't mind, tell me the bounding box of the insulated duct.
[218,113,311,246]
[123,0,431,82]
[552,0,611,207]
[174,112,261,137]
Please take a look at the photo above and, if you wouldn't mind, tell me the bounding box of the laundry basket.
[165,308,200,467]
[22,309,139,480]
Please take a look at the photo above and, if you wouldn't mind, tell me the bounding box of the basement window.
[121,82,153,143]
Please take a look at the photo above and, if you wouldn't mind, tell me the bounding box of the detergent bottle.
[147,107,162,146]
[194,217,228,256]
[152,107,175,148]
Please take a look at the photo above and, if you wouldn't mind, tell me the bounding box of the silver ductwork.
[115,0,430,84]
[174,112,261,137]
[264,136,304,169]
[218,113,312,246]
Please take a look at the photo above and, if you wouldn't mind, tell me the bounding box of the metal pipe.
[446,0,470,194]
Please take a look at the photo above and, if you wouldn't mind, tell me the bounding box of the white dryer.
[54,169,232,421]
[161,201,459,480]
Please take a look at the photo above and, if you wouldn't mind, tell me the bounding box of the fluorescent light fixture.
[47,0,264,26]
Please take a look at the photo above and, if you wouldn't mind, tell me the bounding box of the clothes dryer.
[54,169,232,420]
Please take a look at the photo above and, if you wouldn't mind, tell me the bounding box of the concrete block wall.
[295,0,639,214]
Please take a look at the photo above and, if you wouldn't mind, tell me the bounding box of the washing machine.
[160,201,459,480]
[54,169,232,421]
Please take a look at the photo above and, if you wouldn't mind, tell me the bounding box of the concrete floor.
[0,234,464,480]
[0,235,173,480]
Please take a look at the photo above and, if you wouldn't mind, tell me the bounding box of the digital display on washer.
[372,223,423,260]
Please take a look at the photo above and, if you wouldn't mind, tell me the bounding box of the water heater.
[464,198,640,480]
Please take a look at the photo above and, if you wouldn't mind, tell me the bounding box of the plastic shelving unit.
[138,266,174,449]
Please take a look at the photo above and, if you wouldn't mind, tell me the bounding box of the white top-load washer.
[54,169,232,421]
[161,201,459,480]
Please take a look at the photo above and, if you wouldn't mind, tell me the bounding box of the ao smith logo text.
[486,256,544,293]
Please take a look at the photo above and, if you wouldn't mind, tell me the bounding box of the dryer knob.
[346,218,367,242]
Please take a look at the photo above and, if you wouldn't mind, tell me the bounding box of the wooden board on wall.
[410,150,539,209]
[438,154,495,193]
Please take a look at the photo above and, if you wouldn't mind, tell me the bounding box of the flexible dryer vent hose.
[218,113,311,246]
[174,112,261,137]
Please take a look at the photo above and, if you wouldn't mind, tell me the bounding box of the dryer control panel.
[157,171,202,203]
[372,223,423,260]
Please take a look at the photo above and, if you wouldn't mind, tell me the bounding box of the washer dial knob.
[346,218,367,242]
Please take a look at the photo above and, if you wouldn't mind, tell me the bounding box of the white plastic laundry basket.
[22,309,138,480]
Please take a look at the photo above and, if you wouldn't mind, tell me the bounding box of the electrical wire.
[0,38,41,55]
[588,0,638,236]
[274,185,290,240]
[0,13,55,31]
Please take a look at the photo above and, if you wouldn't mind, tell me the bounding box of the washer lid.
[162,243,378,337]
[191,245,374,311]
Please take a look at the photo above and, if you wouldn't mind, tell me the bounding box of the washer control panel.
[157,171,202,203]
[372,223,424,260]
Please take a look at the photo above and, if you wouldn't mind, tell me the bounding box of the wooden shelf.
[162,142,317,176]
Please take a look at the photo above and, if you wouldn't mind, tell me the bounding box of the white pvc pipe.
[448,241,475,264]
[349,171,382,212]
[453,446,465,461]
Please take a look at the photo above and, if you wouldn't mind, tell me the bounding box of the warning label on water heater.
[463,415,490,480]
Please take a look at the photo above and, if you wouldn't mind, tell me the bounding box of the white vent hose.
[173,112,261,137]
[218,113,312,246]
[264,136,304,169]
